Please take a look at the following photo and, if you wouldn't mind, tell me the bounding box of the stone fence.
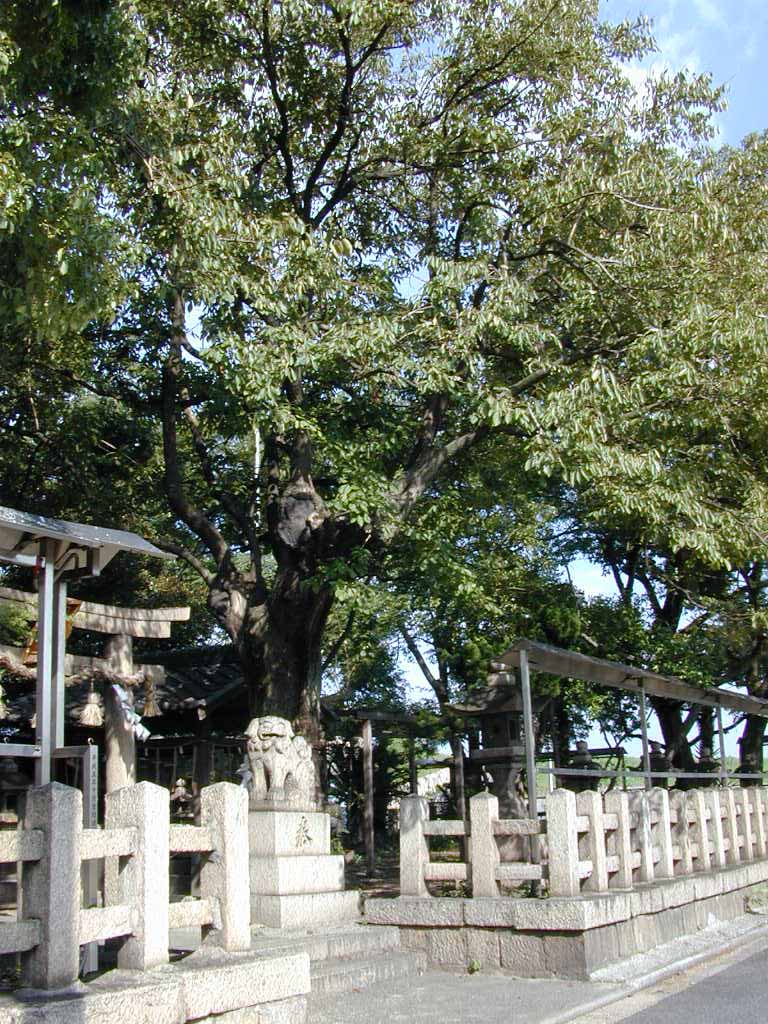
[399,791,542,897]
[1,779,250,990]
[400,784,768,899]
[549,784,768,896]
[373,784,768,977]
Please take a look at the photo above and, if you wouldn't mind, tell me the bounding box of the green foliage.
[0,602,30,647]
[1,0,766,734]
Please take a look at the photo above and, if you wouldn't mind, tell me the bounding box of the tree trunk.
[739,716,766,772]
[651,698,697,774]
[209,566,334,747]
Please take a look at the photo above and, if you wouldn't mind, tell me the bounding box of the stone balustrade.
[3,779,250,989]
[399,784,768,901]
[548,783,768,896]
[399,792,543,897]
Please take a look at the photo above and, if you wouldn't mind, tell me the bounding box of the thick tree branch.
[154,540,214,586]
[161,289,229,564]
[260,1,299,213]
[400,625,438,688]
[180,396,260,563]
[320,609,356,674]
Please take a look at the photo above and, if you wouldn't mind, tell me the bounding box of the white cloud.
[692,0,727,29]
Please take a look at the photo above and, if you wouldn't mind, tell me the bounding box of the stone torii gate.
[0,505,186,787]
[0,585,189,791]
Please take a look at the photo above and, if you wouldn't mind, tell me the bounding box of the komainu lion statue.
[244,715,316,809]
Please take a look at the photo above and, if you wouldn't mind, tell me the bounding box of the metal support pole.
[519,649,538,819]
[639,686,652,791]
[50,577,67,752]
[35,541,56,785]
[362,718,375,876]
[716,703,728,786]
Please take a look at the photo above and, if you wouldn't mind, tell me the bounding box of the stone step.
[251,888,360,928]
[250,923,402,963]
[309,949,426,997]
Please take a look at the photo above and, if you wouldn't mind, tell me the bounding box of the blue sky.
[603,0,768,145]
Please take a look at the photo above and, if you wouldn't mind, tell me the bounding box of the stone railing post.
[649,788,674,879]
[576,791,608,892]
[546,789,580,896]
[734,788,755,862]
[105,781,169,969]
[21,783,82,990]
[399,795,430,897]
[200,782,251,951]
[721,788,741,865]
[669,791,693,876]
[704,789,726,868]
[690,789,711,871]
[469,792,499,897]
[628,790,654,883]
[604,790,632,889]
[753,786,767,859]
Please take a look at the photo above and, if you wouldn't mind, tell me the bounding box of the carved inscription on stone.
[295,816,311,848]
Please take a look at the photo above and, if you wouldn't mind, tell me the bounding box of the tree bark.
[208,565,334,747]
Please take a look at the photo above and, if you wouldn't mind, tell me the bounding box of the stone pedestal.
[249,809,360,928]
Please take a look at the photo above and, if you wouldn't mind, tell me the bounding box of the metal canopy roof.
[496,638,768,719]
[0,505,170,575]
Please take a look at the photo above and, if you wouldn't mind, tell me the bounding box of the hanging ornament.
[142,674,160,718]
[79,684,104,728]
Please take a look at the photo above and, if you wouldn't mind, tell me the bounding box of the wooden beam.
[498,639,768,718]
[353,709,417,724]
[466,745,525,762]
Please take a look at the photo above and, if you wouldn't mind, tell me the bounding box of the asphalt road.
[620,947,768,1024]
[572,936,768,1024]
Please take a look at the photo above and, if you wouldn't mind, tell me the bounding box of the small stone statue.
[697,746,720,787]
[737,752,760,787]
[566,740,602,793]
[649,741,671,789]
[244,715,317,809]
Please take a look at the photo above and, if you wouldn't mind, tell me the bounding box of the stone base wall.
[365,860,768,979]
[0,949,310,1024]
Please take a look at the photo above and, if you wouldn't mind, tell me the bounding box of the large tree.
[3,0,762,740]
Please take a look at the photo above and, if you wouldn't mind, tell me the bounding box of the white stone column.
[690,788,712,871]
[469,792,499,898]
[576,791,608,892]
[735,788,755,862]
[704,789,726,868]
[546,789,580,896]
[399,795,430,897]
[649,788,674,879]
[105,781,169,969]
[753,786,767,859]
[628,790,654,883]
[669,791,693,876]
[21,783,82,990]
[201,782,251,951]
[721,788,741,865]
[605,790,632,889]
